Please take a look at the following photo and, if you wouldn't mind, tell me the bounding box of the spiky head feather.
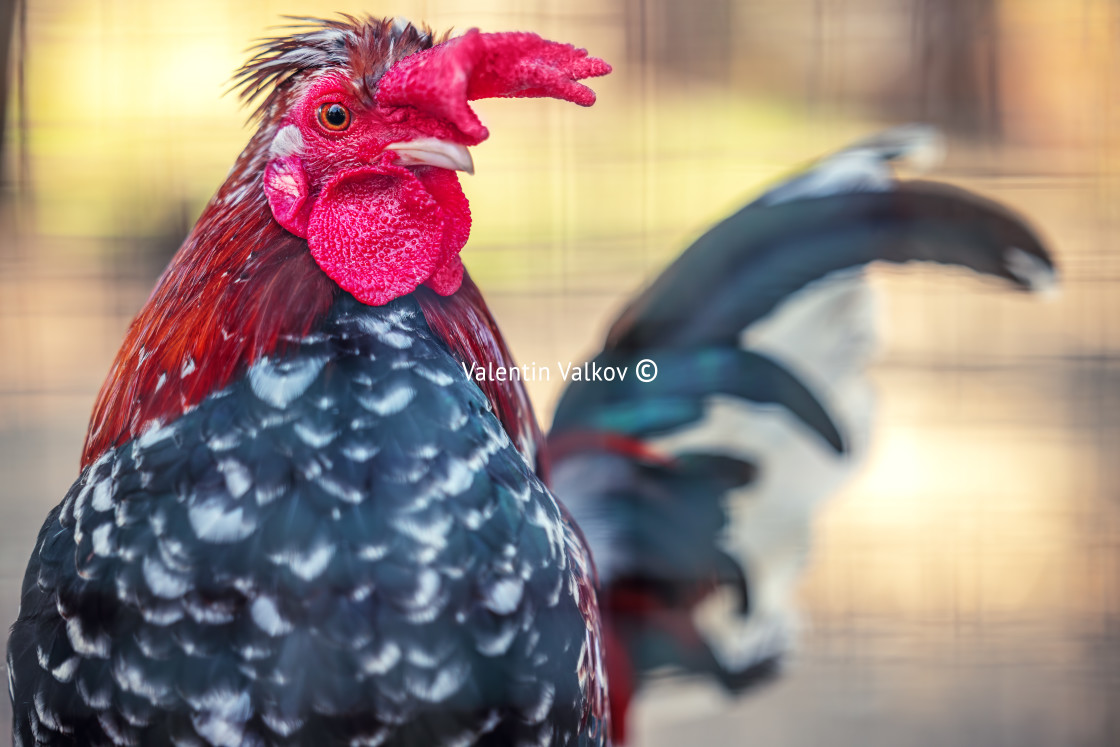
[235,16,441,125]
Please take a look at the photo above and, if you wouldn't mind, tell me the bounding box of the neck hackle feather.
[82,16,542,472]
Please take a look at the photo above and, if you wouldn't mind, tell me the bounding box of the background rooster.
[4,10,1061,747]
[547,124,1056,741]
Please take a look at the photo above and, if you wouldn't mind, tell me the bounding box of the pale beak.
[384,137,475,175]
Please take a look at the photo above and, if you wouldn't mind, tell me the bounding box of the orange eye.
[317,103,351,132]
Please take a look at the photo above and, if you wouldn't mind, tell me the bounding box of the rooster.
[549,124,1057,740]
[8,17,611,746]
[6,15,1057,747]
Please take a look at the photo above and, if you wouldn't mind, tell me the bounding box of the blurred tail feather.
[547,126,1058,741]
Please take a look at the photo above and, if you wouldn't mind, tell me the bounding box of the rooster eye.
[317,103,351,132]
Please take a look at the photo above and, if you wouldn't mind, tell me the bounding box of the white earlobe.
[269,125,305,159]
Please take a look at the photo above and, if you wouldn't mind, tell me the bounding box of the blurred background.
[0,0,1117,744]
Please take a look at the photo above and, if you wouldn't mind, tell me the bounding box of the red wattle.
[306,162,469,306]
[420,166,472,296]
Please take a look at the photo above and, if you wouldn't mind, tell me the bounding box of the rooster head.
[241,17,611,305]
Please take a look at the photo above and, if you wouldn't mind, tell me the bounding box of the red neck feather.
[82,135,339,468]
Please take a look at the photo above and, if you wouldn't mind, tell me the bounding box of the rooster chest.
[11,295,606,746]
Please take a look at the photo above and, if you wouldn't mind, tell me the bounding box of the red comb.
[376,29,611,144]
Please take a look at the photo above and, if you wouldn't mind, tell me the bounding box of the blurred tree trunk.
[0,0,20,187]
[910,0,1003,140]
[623,0,735,84]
